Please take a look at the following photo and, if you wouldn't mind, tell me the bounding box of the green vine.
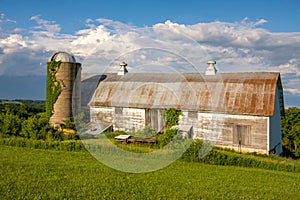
[162,108,182,128]
[46,61,62,120]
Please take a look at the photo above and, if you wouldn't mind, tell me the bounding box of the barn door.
[233,125,250,146]
[145,109,165,132]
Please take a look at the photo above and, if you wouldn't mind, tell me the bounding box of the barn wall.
[179,111,269,153]
[269,85,283,155]
[114,107,145,131]
[221,114,268,152]
[90,107,114,124]
[90,106,146,131]
[179,111,199,137]
[91,106,270,154]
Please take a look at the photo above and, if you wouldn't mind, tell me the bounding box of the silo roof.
[50,51,76,63]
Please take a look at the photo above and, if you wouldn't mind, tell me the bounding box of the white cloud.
[241,17,268,27]
[0,13,16,24]
[6,19,16,24]
[284,88,300,95]
[0,16,299,103]
[96,18,133,30]
[30,15,61,35]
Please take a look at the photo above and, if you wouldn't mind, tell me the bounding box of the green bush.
[105,131,126,139]
[161,108,182,128]
[0,111,22,136]
[157,128,179,147]
[181,140,300,172]
[180,140,203,162]
[128,126,156,137]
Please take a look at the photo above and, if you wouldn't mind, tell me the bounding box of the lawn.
[0,145,299,199]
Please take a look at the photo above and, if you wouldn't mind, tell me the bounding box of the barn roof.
[84,72,284,116]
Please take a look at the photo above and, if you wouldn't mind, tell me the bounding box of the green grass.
[1,145,300,199]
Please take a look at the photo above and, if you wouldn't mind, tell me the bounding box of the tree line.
[281,107,300,158]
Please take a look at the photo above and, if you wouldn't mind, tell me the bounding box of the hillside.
[1,145,299,199]
[0,99,45,113]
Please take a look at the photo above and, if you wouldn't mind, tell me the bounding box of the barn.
[82,61,284,155]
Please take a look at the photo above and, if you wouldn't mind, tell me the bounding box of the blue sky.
[0,0,300,107]
[1,0,300,32]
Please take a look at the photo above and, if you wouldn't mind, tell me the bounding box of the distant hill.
[0,99,45,114]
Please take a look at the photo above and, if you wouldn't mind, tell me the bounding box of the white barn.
[82,62,284,155]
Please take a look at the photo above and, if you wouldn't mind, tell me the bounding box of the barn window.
[115,107,123,115]
[188,111,198,119]
[233,125,251,146]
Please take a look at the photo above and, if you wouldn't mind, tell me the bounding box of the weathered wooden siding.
[90,107,114,125]
[114,107,145,131]
[179,112,268,153]
[90,106,145,131]
[222,114,268,151]
[91,106,269,153]
[180,111,199,137]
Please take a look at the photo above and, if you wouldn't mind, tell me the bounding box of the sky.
[0,0,300,107]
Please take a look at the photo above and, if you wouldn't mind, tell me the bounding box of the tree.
[0,108,22,136]
[21,113,63,141]
[281,107,300,158]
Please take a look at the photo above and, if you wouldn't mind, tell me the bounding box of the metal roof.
[49,51,76,63]
[84,72,284,116]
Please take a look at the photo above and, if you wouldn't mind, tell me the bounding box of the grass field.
[1,145,299,199]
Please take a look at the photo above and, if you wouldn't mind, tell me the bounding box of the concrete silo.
[46,51,81,125]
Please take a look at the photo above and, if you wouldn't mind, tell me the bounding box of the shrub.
[157,128,179,147]
[128,126,156,137]
[181,140,300,172]
[105,131,126,139]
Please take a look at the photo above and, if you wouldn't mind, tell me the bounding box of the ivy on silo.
[46,60,62,119]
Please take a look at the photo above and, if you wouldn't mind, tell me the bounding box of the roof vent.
[205,60,217,75]
[118,62,128,76]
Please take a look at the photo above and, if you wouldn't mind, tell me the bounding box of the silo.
[46,51,81,125]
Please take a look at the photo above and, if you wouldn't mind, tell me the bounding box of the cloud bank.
[0,15,300,104]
